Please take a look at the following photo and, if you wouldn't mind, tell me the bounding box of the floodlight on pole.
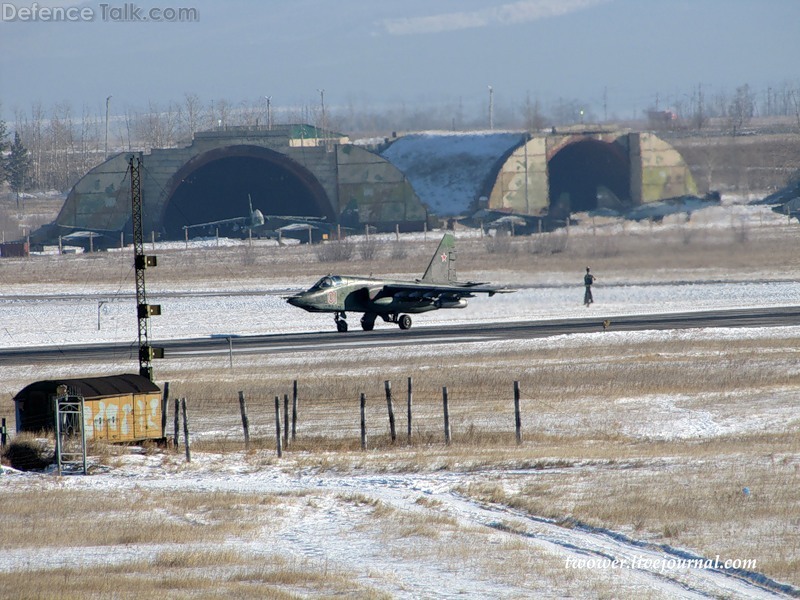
[264,96,272,130]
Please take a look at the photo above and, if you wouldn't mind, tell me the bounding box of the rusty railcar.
[13,374,164,443]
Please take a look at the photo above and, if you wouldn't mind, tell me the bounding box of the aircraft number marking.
[327,290,337,305]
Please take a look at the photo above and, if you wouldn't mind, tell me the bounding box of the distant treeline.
[2,81,800,194]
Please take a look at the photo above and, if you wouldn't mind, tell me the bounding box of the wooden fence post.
[442,386,451,445]
[283,393,289,449]
[238,391,250,450]
[407,377,413,441]
[385,380,396,443]
[181,398,191,463]
[514,381,522,445]
[174,397,180,449]
[291,380,298,441]
[360,393,367,450]
[274,396,282,458]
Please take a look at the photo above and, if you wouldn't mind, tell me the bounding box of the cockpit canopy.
[310,275,343,291]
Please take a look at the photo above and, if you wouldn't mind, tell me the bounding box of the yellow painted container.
[14,374,164,443]
[82,392,162,442]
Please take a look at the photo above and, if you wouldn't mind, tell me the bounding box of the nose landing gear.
[335,312,348,332]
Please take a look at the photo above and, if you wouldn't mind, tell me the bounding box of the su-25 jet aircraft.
[286,233,514,332]
[183,195,328,242]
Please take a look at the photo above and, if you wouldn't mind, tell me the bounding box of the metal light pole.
[264,96,272,130]
[488,85,494,130]
[97,300,108,331]
[317,88,326,133]
[318,88,328,149]
[104,95,112,159]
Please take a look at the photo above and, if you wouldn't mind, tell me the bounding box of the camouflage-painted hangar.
[40,124,697,243]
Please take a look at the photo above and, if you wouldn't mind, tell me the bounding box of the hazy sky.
[1,0,798,123]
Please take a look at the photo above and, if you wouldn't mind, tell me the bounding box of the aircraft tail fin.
[421,233,457,283]
[248,194,265,227]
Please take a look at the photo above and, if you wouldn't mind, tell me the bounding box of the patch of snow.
[381,131,527,216]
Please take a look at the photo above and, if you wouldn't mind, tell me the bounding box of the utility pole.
[318,88,326,132]
[129,155,163,380]
[105,95,112,159]
[264,96,272,130]
[488,85,494,130]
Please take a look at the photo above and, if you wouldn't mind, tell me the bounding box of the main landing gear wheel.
[361,313,377,331]
[398,314,412,330]
[335,311,348,333]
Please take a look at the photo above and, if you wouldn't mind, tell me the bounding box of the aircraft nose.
[286,295,305,308]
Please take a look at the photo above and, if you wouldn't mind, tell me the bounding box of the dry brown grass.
[0,552,389,600]
[460,436,800,583]
[2,214,800,595]
[143,330,800,588]
[3,214,800,290]
[0,487,271,548]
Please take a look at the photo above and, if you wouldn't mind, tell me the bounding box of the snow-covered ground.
[1,198,799,598]
[2,279,800,349]
[1,453,793,599]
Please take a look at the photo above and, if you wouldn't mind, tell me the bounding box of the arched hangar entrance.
[548,138,630,217]
[161,145,334,239]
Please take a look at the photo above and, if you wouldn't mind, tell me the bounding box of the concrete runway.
[3,306,800,365]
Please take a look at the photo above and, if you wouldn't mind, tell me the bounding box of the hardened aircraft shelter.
[41,124,696,244]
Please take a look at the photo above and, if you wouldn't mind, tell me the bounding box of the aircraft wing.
[58,224,121,233]
[382,281,514,299]
[264,215,327,222]
[183,215,249,231]
[276,222,320,232]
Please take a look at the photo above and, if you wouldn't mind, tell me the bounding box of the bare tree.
[728,84,755,135]
[120,106,136,152]
[181,92,203,140]
[523,92,546,132]
[47,102,77,190]
[789,88,800,132]
[690,84,707,130]
[136,101,179,149]
[15,103,45,190]
[238,98,262,127]
[79,104,102,172]
[209,98,232,128]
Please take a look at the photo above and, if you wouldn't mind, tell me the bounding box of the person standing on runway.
[584,267,596,306]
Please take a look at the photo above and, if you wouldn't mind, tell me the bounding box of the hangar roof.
[380,131,527,217]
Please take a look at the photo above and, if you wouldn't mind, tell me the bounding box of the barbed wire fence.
[169,377,537,457]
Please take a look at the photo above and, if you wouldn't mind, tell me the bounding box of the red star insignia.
[440,253,447,262]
